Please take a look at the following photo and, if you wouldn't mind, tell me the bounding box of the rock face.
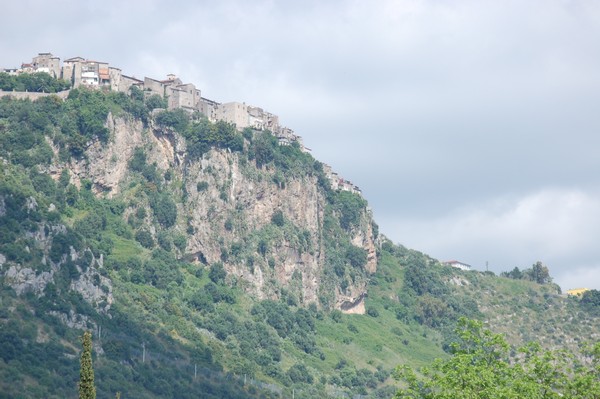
[0,212,113,315]
[57,115,377,311]
[185,149,348,306]
[4,265,54,296]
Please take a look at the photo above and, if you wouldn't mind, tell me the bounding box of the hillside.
[0,76,599,399]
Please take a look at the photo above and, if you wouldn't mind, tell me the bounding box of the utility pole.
[486,261,489,272]
[194,363,197,380]
[142,342,146,363]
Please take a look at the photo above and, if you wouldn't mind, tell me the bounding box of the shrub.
[149,193,177,228]
[173,234,186,252]
[157,231,172,251]
[196,181,208,192]
[271,210,284,227]
[209,262,227,284]
[287,363,313,384]
[135,229,154,248]
[366,307,379,318]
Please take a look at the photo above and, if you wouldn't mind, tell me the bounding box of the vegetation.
[78,331,96,399]
[500,261,553,285]
[0,89,598,398]
[580,289,600,314]
[0,72,71,92]
[395,318,600,398]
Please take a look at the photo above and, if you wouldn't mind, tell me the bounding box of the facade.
[31,53,61,78]
[198,97,220,121]
[118,74,143,93]
[443,261,472,271]
[217,102,250,128]
[62,57,112,88]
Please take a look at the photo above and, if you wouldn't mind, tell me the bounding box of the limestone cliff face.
[183,150,326,305]
[63,115,377,311]
[67,114,182,195]
[1,206,113,315]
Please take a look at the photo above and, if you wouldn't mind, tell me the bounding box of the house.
[443,260,472,271]
[31,53,61,78]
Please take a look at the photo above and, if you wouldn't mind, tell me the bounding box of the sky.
[2,0,600,290]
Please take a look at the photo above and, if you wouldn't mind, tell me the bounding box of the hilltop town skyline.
[2,52,363,196]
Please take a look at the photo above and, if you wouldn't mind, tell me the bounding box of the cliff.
[1,76,599,399]
[38,110,377,312]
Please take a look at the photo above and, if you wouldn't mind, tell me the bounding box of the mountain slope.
[0,82,598,398]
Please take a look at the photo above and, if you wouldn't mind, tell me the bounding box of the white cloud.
[556,265,600,291]
[382,188,600,290]
[2,0,600,289]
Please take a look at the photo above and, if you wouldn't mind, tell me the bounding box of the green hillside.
[0,79,598,398]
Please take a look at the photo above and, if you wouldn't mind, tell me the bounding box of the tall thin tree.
[79,331,96,399]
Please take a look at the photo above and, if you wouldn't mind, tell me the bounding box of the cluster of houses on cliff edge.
[2,52,362,196]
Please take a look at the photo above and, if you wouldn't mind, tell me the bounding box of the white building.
[443,260,472,271]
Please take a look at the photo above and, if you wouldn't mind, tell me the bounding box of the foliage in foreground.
[79,331,96,399]
[395,318,600,399]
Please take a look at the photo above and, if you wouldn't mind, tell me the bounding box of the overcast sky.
[3,0,600,290]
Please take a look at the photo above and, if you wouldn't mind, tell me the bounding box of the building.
[118,74,143,93]
[4,52,361,196]
[144,75,200,110]
[31,53,61,78]
[198,97,220,121]
[217,102,250,128]
[62,57,113,88]
[566,288,590,296]
[443,260,472,271]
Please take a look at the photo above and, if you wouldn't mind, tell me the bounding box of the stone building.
[144,75,200,110]
[198,97,220,121]
[62,57,113,88]
[216,102,249,128]
[118,74,143,93]
[31,53,61,78]
[2,51,362,197]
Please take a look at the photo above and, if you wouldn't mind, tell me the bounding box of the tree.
[528,261,552,284]
[79,331,96,399]
[580,289,600,313]
[394,318,600,398]
[209,262,227,284]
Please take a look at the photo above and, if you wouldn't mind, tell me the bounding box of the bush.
[209,262,227,284]
[287,363,313,384]
[334,191,366,230]
[155,108,189,133]
[149,193,177,228]
[135,229,154,248]
[157,231,172,251]
[346,245,367,268]
[366,307,379,318]
[196,181,208,192]
[271,210,284,227]
[173,234,186,252]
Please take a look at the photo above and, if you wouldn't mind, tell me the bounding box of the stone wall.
[0,90,71,101]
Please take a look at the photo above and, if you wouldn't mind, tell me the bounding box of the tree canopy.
[395,318,600,399]
[79,331,96,399]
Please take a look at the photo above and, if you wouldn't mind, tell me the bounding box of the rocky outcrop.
[68,114,147,194]
[50,115,377,310]
[70,254,113,314]
[183,149,327,304]
[4,265,54,296]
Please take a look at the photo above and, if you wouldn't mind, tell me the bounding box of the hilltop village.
[2,52,362,195]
